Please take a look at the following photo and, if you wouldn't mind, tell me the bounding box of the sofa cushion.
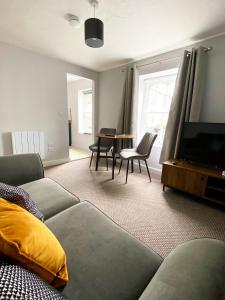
[0,258,68,300]
[138,238,225,300]
[0,198,68,289]
[46,201,162,300]
[0,182,44,221]
[20,178,79,220]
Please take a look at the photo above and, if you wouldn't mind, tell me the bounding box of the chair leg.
[126,160,130,184]
[138,160,142,173]
[106,152,108,170]
[131,160,134,173]
[145,160,151,182]
[119,159,123,174]
[89,152,93,168]
[112,149,117,166]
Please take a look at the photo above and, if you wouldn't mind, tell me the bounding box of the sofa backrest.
[0,154,44,186]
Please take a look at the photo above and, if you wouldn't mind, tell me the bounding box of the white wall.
[1,34,225,168]
[98,34,225,172]
[0,42,98,164]
[99,35,225,129]
[67,79,93,151]
[98,67,126,130]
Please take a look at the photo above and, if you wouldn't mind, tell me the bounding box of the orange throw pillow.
[0,198,68,288]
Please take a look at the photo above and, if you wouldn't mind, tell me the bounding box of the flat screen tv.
[178,122,225,169]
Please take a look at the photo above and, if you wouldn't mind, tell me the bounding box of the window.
[78,89,92,134]
[137,68,178,147]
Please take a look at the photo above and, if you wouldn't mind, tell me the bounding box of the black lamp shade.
[85,18,104,48]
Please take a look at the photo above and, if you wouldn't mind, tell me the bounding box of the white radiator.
[11,131,45,159]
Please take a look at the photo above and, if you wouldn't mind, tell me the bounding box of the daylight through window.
[137,68,178,147]
[78,89,93,134]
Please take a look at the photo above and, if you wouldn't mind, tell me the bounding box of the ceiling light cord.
[89,0,98,18]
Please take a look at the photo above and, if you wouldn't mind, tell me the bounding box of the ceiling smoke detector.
[66,14,82,28]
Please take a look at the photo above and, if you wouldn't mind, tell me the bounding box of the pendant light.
[85,0,104,48]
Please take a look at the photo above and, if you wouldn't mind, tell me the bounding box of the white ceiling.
[0,0,225,71]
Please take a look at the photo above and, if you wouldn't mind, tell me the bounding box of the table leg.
[121,139,124,150]
[130,138,134,172]
[130,138,133,148]
[112,139,117,179]
[95,137,101,171]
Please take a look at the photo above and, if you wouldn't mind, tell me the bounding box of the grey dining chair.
[119,132,157,183]
[89,128,117,169]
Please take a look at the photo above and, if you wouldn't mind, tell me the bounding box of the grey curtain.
[118,67,134,134]
[131,66,139,146]
[160,46,208,163]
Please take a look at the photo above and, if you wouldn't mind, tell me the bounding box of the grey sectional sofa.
[0,153,225,300]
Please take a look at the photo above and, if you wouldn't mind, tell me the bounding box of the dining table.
[95,133,134,179]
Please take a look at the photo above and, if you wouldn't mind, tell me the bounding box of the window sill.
[79,132,92,135]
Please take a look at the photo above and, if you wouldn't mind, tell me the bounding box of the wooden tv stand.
[161,160,225,206]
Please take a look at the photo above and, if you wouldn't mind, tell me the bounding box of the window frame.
[137,68,178,148]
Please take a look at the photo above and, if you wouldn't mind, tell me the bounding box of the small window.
[78,89,92,134]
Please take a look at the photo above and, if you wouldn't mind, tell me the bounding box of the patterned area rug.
[45,158,225,257]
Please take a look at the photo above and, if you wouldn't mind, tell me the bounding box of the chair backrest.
[99,128,117,147]
[136,133,157,158]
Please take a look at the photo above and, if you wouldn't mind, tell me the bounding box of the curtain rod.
[136,55,180,69]
[136,46,213,69]
[186,46,212,56]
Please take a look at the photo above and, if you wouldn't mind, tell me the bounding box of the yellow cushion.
[0,198,68,288]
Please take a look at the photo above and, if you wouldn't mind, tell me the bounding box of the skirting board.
[43,157,162,178]
[135,161,162,178]
[43,158,70,168]
[148,167,162,179]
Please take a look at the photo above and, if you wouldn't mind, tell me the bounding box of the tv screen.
[178,122,225,169]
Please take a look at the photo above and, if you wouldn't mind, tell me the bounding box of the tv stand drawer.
[162,164,207,197]
[162,160,225,207]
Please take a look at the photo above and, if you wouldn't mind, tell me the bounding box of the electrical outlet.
[48,144,56,152]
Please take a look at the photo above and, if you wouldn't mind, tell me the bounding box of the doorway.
[67,73,94,161]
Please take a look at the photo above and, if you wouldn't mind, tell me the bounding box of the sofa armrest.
[138,238,225,300]
[0,154,44,186]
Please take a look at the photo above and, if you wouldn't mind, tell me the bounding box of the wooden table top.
[96,133,134,140]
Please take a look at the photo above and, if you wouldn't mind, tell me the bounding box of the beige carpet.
[45,158,225,257]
